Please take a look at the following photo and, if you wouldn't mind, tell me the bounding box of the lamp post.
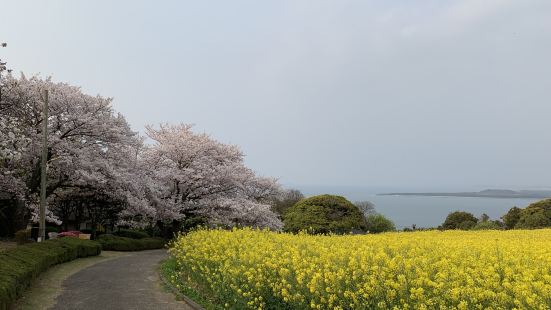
[38,89,48,242]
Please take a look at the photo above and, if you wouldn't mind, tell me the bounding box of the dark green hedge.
[0,238,101,310]
[112,229,149,239]
[97,234,165,251]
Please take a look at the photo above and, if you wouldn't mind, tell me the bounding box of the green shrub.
[457,220,477,230]
[472,221,503,230]
[514,199,551,229]
[283,194,367,234]
[516,208,551,229]
[502,207,522,229]
[113,229,149,239]
[97,234,165,251]
[0,238,101,310]
[143,226,162,238]
[365,214,396,233]
[14,229,32,245]
[442,211,479,230]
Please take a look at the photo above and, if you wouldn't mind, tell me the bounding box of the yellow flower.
[167,227,551,309]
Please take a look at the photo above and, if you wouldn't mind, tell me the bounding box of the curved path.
[52,250,194,310]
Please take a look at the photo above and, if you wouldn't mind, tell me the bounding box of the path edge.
[158,263,205,310]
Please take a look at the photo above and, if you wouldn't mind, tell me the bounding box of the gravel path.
[52,250,195,310]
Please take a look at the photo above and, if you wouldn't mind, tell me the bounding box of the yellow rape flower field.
[166,228,551,310]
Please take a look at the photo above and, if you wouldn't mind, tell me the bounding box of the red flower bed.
[58,231,81,238]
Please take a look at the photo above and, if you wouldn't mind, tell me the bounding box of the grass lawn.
[13,251,130,310]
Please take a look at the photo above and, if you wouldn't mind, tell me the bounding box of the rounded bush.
[283,195,366,234]
[442,211,478,230]
[365,214,395,233]
[515,199,551,229]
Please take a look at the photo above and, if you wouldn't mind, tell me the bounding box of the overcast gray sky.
[1,0,551,190]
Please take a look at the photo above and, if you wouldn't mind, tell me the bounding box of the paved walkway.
[52,250,194,310]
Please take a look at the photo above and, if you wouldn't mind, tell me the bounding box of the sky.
[1,0,551,191]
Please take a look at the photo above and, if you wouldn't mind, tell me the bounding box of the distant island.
[378,189,551,199]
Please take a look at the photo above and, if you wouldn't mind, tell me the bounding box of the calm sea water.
[298,186,540,229]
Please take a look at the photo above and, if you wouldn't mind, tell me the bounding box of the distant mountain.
[378,189,551,199]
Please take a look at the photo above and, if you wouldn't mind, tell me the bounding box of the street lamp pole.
[39,89,48,242]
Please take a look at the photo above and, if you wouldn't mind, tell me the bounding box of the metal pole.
[39,89,48,242]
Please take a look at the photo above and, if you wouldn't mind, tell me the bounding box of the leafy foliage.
[365,214,395,233]
[502,207,522,229]
[471,221,503,230]
[515,199,551,229]
[441,211,478,230]
[283,195,366,234]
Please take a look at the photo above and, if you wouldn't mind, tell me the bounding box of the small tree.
[502,207,522,229]
[442,211,478,230]
[354,201,376,219]
[480,213,490,222]
[365,214,395,233]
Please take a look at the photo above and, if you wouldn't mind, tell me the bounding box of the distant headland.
[378,189,551,199]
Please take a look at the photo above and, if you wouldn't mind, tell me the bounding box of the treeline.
[273,193,551,234]
[439,198,551,231]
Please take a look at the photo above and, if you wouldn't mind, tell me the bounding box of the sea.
[295,186,541,229]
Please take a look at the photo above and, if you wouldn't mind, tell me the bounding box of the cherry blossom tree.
[0,74,144,227]
[142,124,283,230]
